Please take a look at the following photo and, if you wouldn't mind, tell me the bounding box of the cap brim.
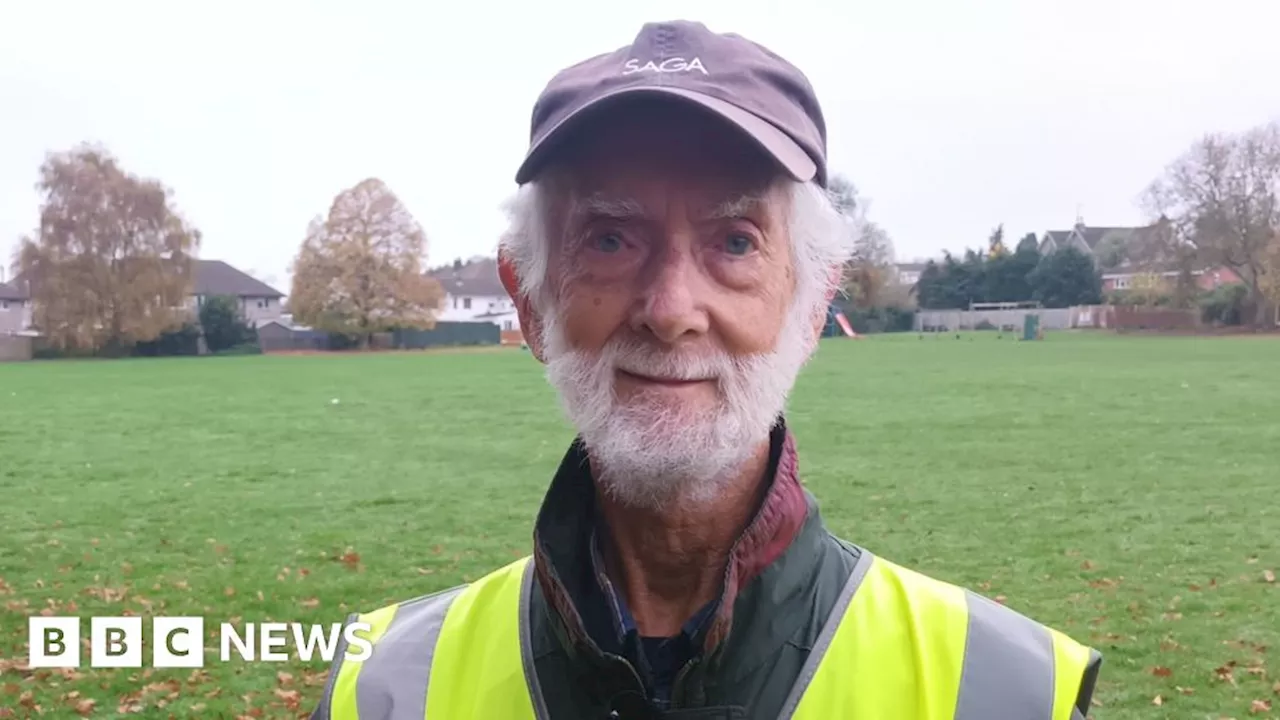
[514,86,818,185]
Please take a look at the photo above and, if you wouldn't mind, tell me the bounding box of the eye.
[724,234,756,256]
[591,232,625,254]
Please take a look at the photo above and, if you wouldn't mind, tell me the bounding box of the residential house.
[428,257,521,332]
[1039,221,1240,293]
[1,260,284,335]
[894,262,929,287]
[0,279,32,335]
[189,260,286,323]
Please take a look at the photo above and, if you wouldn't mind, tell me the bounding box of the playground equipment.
[822,305,859,338]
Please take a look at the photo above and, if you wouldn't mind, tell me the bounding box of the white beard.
[540,301,817,510]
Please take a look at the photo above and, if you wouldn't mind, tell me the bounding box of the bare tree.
[1143,121,1280,325]
[289,178,444,347]
[13,144,200,351]
[828,173,897,308]
[1261,231,1280,323]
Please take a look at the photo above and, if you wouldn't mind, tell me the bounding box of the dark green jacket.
[528,424,861,717]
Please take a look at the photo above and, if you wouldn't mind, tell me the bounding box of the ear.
[498,250,548,364]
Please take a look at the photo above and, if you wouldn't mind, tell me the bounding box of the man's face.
[522,101,819,507]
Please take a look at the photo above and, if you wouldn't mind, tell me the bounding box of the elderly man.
[312,20,1101,720]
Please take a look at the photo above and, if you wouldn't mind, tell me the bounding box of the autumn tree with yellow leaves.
[290,178,444,347]
[13,144,201,352]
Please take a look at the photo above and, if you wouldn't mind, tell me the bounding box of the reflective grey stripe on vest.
[328,560,548,720]
[780,550,1061,720]
[349,584,467,718]
[954,590,1057,719]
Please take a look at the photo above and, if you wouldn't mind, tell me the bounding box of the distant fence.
[257,325,329,353]
[0,335,33,362]
[1111,306,1199,331]
[914,308,1074,332]
[914,305,1204,333]
[393,322,500,349]
[258,321,502,353]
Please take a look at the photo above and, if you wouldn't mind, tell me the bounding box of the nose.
[630,244,709,345]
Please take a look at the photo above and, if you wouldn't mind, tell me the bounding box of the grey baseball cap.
[514,20,828,187]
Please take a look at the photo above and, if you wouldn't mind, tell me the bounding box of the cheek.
[711,272,793,355]
[558,287,630,350]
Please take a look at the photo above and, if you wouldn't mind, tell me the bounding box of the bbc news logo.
[28,617,373,668]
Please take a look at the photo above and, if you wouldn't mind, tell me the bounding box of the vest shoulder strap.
[787,551,1099,720]
[317,556,540,720]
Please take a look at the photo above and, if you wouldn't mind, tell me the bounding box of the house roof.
[0,280,28,301]
[1075,226,1139,251]
[1042,230,1073,245]
[1,260,282,300]
[428,257,506,297]
[194,260,284,298]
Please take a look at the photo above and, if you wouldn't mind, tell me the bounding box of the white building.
[0,280,32,335]
[430,258,521,332]
[894,262,928,287]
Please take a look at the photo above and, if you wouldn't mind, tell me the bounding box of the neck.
[593,440,771,638]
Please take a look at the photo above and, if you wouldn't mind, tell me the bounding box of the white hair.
[498,175,854,509]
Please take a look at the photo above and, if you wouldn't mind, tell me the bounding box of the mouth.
[616,368,712,387]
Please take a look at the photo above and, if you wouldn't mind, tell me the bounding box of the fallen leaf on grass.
[1250,699,1271,713]
[277,672,294,687]
[300,598,320,609]
[73,698,96,716]
[340,549,361,570]
[1152,666,1173,677]
[1152,694,1164,706]
[1264,570,1276,584]
[1274,680,1280,694]
[1081,560,1095,570]
[1176,686,1195,695]
[273,688,301,710]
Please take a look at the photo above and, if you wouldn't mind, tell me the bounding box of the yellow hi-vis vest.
[321,550,1096,719]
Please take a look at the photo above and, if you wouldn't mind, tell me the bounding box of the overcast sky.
[2,0,1276,292]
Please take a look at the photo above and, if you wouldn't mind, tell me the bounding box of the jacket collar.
[530,418,811,660]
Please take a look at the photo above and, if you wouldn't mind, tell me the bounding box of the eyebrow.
[567,191,769,223]
[571,194,646,221]
[706,193,768,220]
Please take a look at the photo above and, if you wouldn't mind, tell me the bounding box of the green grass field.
[1,333,1278,719]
